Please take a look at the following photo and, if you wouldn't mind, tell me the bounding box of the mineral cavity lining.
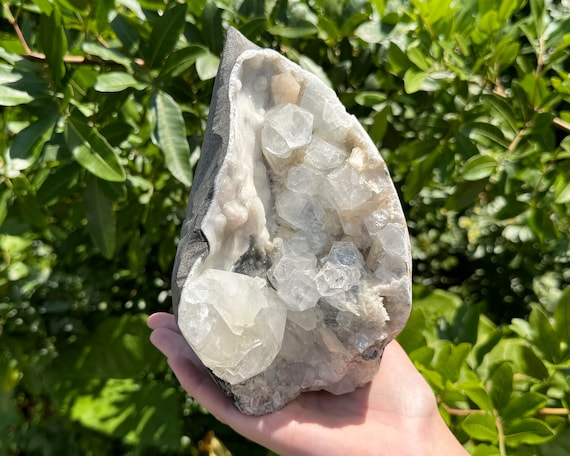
[178,46,411,406]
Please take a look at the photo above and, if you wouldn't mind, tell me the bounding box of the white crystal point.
[173,28,412,415]
[315,242,364,296]
[261,103,313,158]
[178,269,287,384]
[304,137,347,170]
[275,189,325,231]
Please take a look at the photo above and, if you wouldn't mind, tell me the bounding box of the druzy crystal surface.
[172,28,412,415]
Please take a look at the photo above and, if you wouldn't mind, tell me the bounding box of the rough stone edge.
[171,28,261,320]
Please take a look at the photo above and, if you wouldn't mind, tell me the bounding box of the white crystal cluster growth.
[175,29,412,415]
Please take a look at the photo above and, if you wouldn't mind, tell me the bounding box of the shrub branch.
[439,398,569,417]
[2,1,31,54]
[2,2,144,67]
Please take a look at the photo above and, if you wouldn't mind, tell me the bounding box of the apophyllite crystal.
[171,28,412,415]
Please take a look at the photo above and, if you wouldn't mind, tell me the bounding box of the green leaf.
[66,112,126,182]
[81,42,132,68]
[340,12,370,37]
[491,38,520,70]
[540,428,570,456]
[7,106,59,171]
[150,91,192,187]
[0,359,20,429]
[195,52,220,81]
[267,22,318,38]
[501,392,548,422]
[37,163,81,206]
[529,0,546,38]
[403,69,428,94]
[529,304,562,363]
[94,72,146,92]
[433,342,471,383]
[465,386,494,412]
[0,187,13,227]
[39,9,67,88]
[399,138,440,161]
[110,14,140,53]
[46,314,183,445]
[68,379,182,447]
[403,149,440,201]
[461,155,497,181]
[354,92,387,107]
[0,84,34,106]
[472,444,500,456]
[481,94,518,136]
[397,307,427,352]
[482,339,549,380]
[158,45,209,80]
[504,418,555,446]
[30,0,54,15]
[354,21,383,44]
[411,287,463,327]
[298,55,332,87]
[406,44,432,71]
[53,0,89,14]
[144,3,188,69]
[554,287,570,351]
[555,178,570,204]
[462,413,498,443]
[369,108,389,144]
[201,0,224,54]
[387,43,411,73]
[462,122,509,149]
[519,73,550,108]
[11,176,47,229]
[529,206,558,242]
[93,0,114,33]
[51,315,163,379]
[316,16,341,42]
[85,175,116,258]
[371,0,387,15]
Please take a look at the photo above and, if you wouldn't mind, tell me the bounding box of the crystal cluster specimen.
[172,28,412,415]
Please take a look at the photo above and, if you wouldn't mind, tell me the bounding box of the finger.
[369,340,437,417]
[147,312,180,332]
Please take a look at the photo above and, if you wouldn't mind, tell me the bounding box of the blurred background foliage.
[0,0,569,454]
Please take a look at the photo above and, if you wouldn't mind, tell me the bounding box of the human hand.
[148,312,467,456]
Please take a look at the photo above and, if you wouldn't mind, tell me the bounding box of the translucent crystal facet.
[304,137,347,170]
[179,269,287,384]
[261,103,313,158]
[327,163,373,211]
[275,190,325,232]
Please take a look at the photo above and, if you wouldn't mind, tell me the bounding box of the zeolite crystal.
[171,28,412,415]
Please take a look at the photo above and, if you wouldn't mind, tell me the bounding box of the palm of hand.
[148,312,457,456]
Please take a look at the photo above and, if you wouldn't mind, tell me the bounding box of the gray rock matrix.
[172,28,412,415]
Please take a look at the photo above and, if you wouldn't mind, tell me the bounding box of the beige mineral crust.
[172,28,412,415]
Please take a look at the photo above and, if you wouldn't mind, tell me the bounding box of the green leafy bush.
[0,0,568,454]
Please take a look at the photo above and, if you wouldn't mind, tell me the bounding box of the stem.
[2,1,32,54]
[507,126,528,153]
[20,52,145,67]
[438,399,486,416]
[539,407,569,416]
[3,2,143,67]
[554,117,570,134]
[438,398,569,417]
[494,408,506,456]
